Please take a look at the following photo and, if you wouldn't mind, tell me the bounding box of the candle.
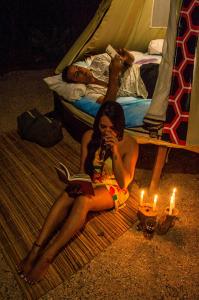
[153,194,158,211]
[140,190,144,206]
[169,194,174,215]
[172,188,176,209]
[169,188,177,215]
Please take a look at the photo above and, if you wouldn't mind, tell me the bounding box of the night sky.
[0,0,100,73]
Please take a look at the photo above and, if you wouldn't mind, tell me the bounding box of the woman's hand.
[103,132,119,152]
[117,48,134,67]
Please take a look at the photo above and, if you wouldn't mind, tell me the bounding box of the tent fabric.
[187,39,199,145]
[143,0,179,123]
[144,0,199,146]
[55,0,167,74]
[162,0,199,145]
[55,0,112,73]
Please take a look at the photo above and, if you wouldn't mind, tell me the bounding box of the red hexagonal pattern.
[184,32,198,59]
[190,2,199,30]
[182,32,199,59]
[176,89,191,115]
[162,0,199,145]
[180,59,194,87]
[173,43,184,70]
[164,101,179,127]
[182,0,193,11]
[177,13,189,41]
[169,71,182,99]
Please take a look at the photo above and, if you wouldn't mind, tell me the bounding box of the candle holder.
[156,207,179,235]
[137,203,158,239]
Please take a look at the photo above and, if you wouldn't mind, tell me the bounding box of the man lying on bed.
[62,48,159,104]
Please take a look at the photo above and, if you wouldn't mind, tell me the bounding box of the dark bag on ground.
[17,108,63,147]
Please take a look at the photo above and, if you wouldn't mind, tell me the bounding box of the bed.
[44,49,163,138]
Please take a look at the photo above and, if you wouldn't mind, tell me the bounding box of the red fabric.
[162,0,199,145]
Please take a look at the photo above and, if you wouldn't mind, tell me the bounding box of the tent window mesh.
[151,0,170,28]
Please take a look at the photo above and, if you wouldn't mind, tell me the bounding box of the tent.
[56,0,170,70]
[54,0,199,190]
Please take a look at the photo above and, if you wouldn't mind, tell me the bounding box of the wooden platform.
[0,130,139,299]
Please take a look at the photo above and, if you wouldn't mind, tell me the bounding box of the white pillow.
[129,51,146,62]
[148,39,164,55]
[43,74,86,101]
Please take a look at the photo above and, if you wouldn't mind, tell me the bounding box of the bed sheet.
[72,96,151,128]
[44,51,161,102]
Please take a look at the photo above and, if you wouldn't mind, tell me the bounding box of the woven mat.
[0,130,139,299]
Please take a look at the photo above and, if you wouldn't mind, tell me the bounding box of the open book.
[55,162,94,195]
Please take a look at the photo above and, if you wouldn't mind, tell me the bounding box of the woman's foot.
[24,254,52,284]
[17,242,42,277]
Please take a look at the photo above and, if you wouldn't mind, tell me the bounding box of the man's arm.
[103,55,123,103]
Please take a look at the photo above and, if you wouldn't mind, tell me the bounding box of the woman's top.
[92,147,129,210]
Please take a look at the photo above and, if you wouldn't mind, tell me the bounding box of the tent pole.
[149,145,168,194]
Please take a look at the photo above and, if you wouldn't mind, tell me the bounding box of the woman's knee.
[57,191,74,208]
[74,195,92,212]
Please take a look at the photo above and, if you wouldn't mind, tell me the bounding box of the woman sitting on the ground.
[62,48,159,103]
[17,101,139,284]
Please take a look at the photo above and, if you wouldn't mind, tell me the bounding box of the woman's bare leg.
[25,187,114,283]
[18,191,74,276]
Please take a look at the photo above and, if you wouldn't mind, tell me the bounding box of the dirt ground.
[0,69,199,299]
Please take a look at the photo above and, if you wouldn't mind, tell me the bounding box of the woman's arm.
[113,137,138,188]
[105,134,139,188]
[79,130,93,173]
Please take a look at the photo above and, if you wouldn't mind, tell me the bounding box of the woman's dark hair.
[84,101,125,176]
[62,65,74,83]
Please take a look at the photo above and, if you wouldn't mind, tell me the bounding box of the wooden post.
[149,145,168,195]
[156,207,179,235]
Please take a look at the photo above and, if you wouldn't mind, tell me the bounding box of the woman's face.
[98,115,118,139]
[66,65,94,84]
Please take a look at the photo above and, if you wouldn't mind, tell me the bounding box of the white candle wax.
[172,188,176,209]
[172,195,175,210]
[169,194,174,215]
